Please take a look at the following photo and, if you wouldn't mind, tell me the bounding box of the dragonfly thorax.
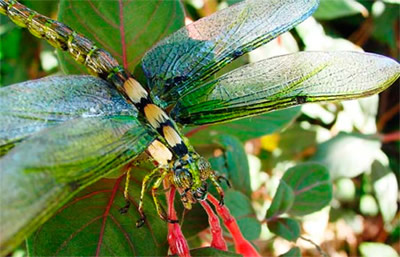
[172,152,212,209]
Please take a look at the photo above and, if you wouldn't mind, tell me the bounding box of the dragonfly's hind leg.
[136,167,159,227]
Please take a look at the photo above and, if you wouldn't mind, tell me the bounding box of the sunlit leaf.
[359,242,398,257]
[371,161,398,223]
[311,132,383,179]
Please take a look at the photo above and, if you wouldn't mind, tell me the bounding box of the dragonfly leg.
[151,170,179,224]
[210,173,226,206]
[136,167,159,228]
[217,175,231,188]
[119,167,133,214]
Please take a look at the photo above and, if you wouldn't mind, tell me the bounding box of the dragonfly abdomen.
[0,0,119,78]
[121,77,189,157]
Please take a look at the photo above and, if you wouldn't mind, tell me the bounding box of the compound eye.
[197,157,212,180]
[174,168,193,188]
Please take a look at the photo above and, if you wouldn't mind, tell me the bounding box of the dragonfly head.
[172,152,212,209]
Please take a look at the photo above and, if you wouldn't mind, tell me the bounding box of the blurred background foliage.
[0,0,399,256]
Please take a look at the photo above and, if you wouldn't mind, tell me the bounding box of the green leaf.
[359,243,399,257]
[57,0,184,74]
[225,190,261,241]
[267,218,300,242]
[311,132,383,180]
[266,181,294,219]
[275,123,317,161]
[187,247,242,257]
[209,135,252,197]
[177,202,209,239]
[279,247,301,257]
[371,161,398,223]
[185,107,300,143]
[313,0,368,20]
[282,163,332,216]
[27,169,169,256]
[371,2,399,50]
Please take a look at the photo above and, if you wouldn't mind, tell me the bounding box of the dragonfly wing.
[0,75,136,155]
[142,0,319,106]
[171,51,400,125]
[0,116,155,254]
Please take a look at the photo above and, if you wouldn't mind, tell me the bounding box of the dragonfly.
[0,0,399,254]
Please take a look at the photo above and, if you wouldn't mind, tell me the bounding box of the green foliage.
[313,0,368,20]
[282,163,332,216]
[266,163,332,241]
[268,218,301,242]
[0,0,399,256]
[266,181,295,219]
[26,173,168,256]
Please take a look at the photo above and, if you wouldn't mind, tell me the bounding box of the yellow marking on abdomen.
[163,125,182,147]
[148,140,173,165]
[123,78,148,103]
[144,104,168,129]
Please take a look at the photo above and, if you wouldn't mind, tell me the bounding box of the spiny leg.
[136,167,160,228]
[119,167,133,214]
[151,170,179,224]
[210,173,228,206]
[217,175,231,188]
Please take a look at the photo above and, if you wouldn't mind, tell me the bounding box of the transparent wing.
[142,0,319,106]
[171,51,400,125]
[0,116,155,253]
[0,75,136,155]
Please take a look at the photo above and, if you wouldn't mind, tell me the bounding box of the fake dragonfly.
[0,0,399,255]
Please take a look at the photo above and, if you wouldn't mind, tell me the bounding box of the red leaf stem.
[167,187,190,257]
[207,194,260,257]
[185,125,210,138]
[200,200,228,251]
[96,175,124,256]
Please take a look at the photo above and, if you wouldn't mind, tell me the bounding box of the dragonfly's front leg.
[209,173,231,206]
[151,170,179,224]
[135,167,159,228]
